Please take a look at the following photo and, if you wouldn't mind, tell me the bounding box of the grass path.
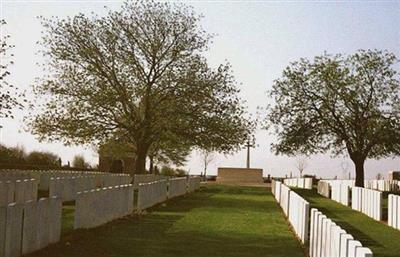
[27,185,305,257]
[293,188,400,257]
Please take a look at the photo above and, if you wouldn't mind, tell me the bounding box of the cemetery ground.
[26,185,305,257]
[293,188,400,257]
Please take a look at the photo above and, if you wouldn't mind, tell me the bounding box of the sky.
[0,0,399,179]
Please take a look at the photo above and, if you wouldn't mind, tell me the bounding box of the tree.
[29,0,253,175]
[200,149,215,178]
[72,154,90,169]
[294,155,308,178]
[26,151,59,167]
[147,132,192,173]
[0,144,26,164]
[0,20,25,118]
[268,50,400,187]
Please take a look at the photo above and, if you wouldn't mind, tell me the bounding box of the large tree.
[268,50,400,187]
[0,20,25,118]
[30,1,253,174]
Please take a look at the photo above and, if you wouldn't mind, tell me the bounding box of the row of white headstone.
[309,208,373,257]
[39,172,131,191]
[188,177,202,193]
[168,177,189,199]
[0,179,38,207]
[137,180,168,211]
[50,176,97,202]
[271,180,309,243]
[48,174,132,202]
[364,180,399,192]
[387,194,400,230]
[133,174,166,189]
[321,179,400,193]
[0,170,32,181]
[0,169,131,191]
[137,177,201,211]
[283,178,313,189]
[318,181,383,222]
[331,182,352,206]
[74,185,134,229]
[351,187,382,221]
[0,197,62,257]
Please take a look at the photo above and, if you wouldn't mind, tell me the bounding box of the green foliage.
[26,151,60,166]
[0,144,26,164]
[0,20,26,118]
[160,166,176,176]
[29,0,253,174]
[0,144,60,167]
[175,168,188,177]
[159,166,188,177]
[72,154,90,169]
[268,49,400,185]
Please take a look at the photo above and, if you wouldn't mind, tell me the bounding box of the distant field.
[294,188,400,257]
[26,185,306,257]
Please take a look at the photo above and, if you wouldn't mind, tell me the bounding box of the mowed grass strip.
[293,188,400,257]
[26,185,305,257]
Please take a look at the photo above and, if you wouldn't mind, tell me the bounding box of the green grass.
[61,206,75,234]
[293,188,400,257]
[26,185,305,257]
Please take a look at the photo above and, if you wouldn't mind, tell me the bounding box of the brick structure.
[388,171,400,181]
[98,154,135,175]
[216,167,263,184]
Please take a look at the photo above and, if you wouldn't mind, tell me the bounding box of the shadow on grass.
[293,188,400,257]
[25,185,305,257]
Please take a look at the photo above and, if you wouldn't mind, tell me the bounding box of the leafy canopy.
[0,20,26,119]
[29,0,253,173]
[268,50,400,163]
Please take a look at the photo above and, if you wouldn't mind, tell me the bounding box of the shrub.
[25,151,60,166]
[0,144,26,164]
[160,166,176,176]
[72,154,90,169]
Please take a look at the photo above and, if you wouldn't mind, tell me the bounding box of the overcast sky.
[1,0,399,178]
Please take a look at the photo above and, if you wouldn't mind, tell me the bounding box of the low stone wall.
[0,179,38,207]
[168,177,187,199]
[188,176,201,193]
[137,180,168,211]
[133,174,165,189]
[216,168,263,184]
[74,185,134,229]
[0,197,62,257]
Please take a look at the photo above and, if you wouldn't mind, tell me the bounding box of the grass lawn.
[293,188,400,257]
[26,185,305,257]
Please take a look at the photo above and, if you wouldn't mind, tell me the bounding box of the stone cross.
[245,139,254,169]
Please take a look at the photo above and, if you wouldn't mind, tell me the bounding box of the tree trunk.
[134,145,148,174]
[353,158,365,187]
[149,156,154,174]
